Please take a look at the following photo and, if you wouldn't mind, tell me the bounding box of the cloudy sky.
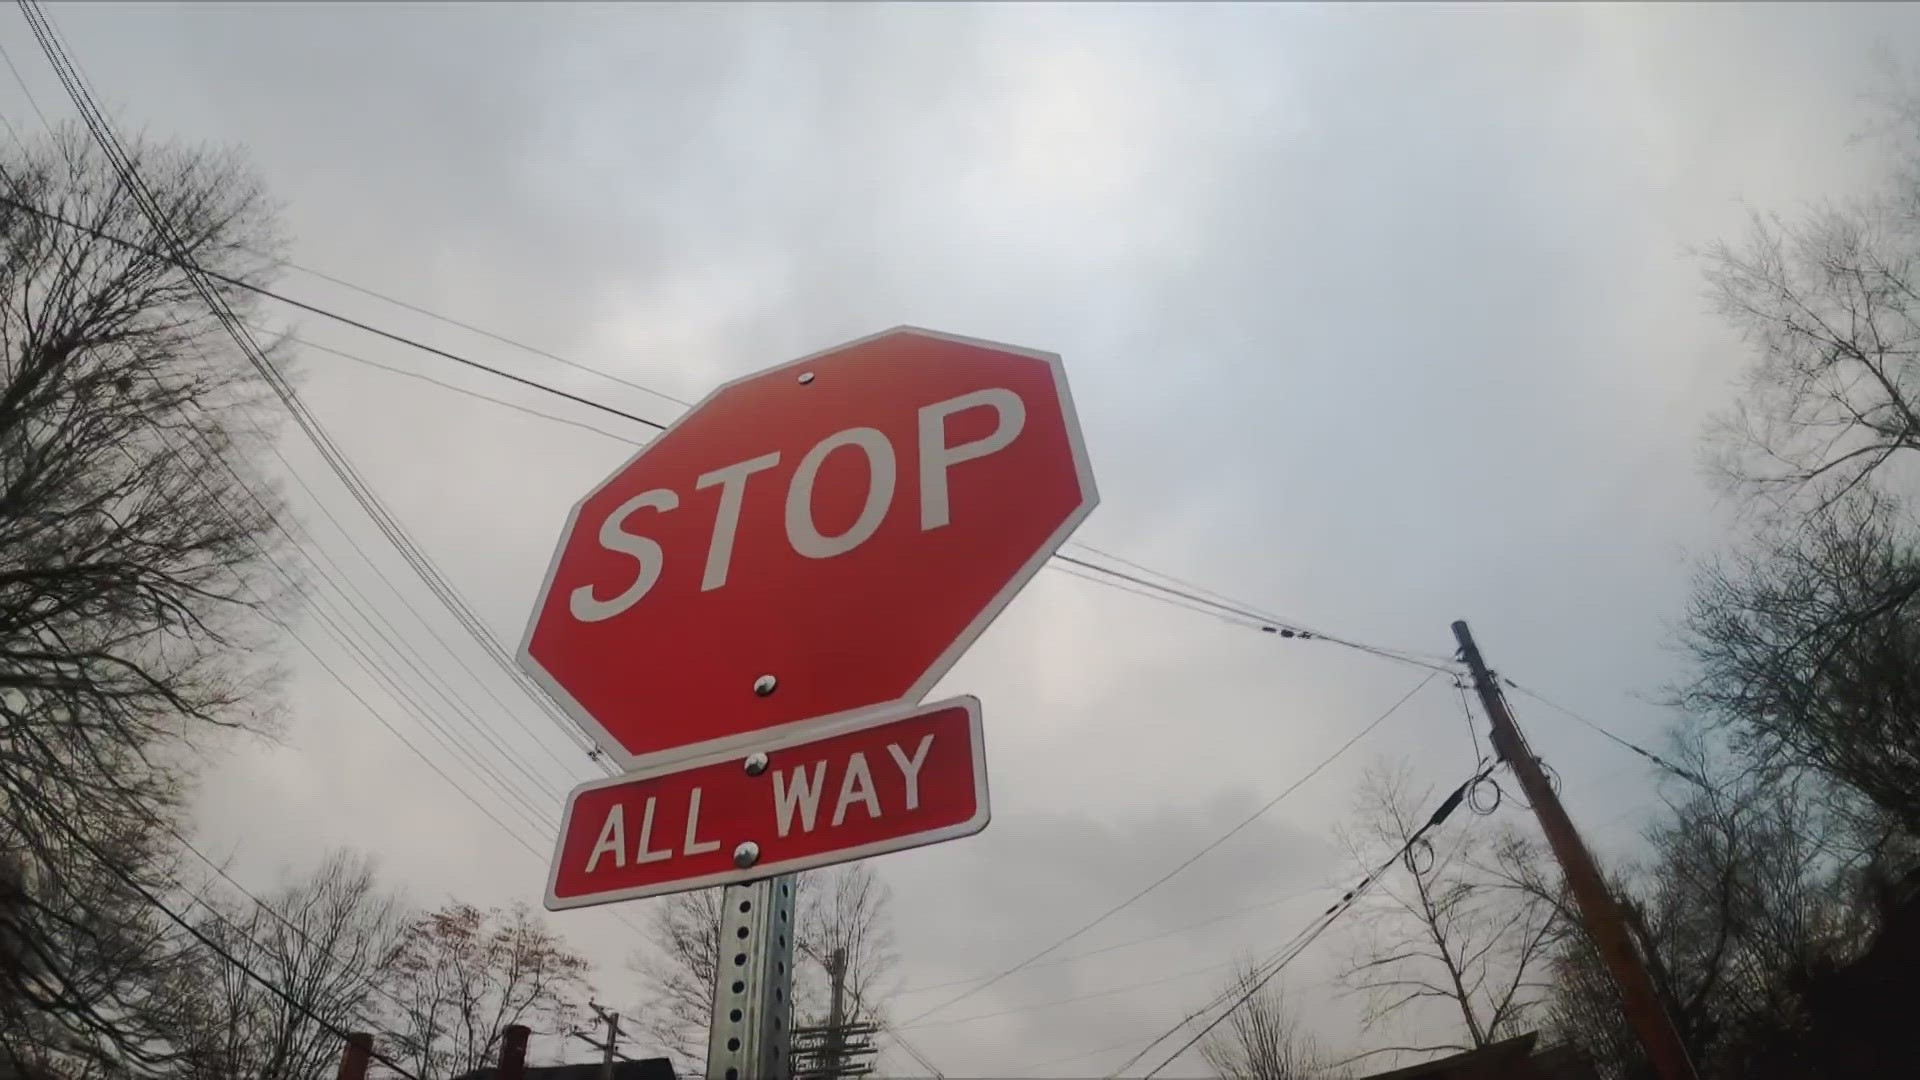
[9,1,1920,1076]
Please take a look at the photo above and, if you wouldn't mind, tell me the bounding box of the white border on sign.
[515,325,1099,771]
[542,695,990,911]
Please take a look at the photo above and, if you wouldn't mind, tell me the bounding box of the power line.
[33,789,425,1080]
[0,186,1458,693]
[249,242,1467,687]
[1054,551,1462,676]
[795,939,946,1079]
[266,326,640,445]
[5,7,1467,966]
[258,255,1462,683]
[1103,907,1345,1080]
[1023,1030,1161,1075]
[12,14,577,838]
[1047,561,1273,632]
[0,32,47,130]
[0,89,653,962]
[274,256,692,411]
[1062,544,1466,672]
[0,36,1497,1073]
[899,672,1438,1028]
[2,32,630,778]
[1115,760,1495,1079]
[157,820,429,1024]
[899,953,1246,1032]
[1455,676,1488,769]
[893,881,1328,997]
[1501,678,1710,790]
[13,17,600,774]
[0,29,1455,698]
[0,185,671,432]
[0,44,565,856]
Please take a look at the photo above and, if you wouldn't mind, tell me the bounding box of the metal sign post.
[706,874,798,1080]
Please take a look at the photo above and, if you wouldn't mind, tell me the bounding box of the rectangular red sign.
[545,696,988,909]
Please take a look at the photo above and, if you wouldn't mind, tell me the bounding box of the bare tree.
[1200,960,1344,1080]
[1531,742,1896,1080]
[634,886,726,1070]
[1686,93,1920,837]
[1335,764,1563,1062]
[172,850,410,1080]
[794,862,898,1028]
[1680,489,1920,835]
[0,797,205,1078]
[1703,193,1920,512]
[0,123,288,1071]
[632,864,900,1074]
[384,903,594,1080]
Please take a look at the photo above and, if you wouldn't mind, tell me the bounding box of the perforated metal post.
[707,873,797,1080]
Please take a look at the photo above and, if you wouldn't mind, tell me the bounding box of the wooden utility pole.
[1451,620,1696,1080]
[823,947,849,1076]
[573,1001,624,1080]
[335,1033,373,1080]
[792,944,878,1080]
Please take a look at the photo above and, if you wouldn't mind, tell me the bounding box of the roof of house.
[1357,1034,1541,1080]
[454,1061,677,1080]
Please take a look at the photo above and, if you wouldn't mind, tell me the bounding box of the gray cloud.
[20,1,1920,1074]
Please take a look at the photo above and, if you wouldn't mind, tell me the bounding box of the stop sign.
[519,327,1097,767]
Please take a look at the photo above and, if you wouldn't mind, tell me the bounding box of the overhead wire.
[13,10,611,785]
[0,5,730,965]
[898,953,1247,1032]
[265,326,640,444]
[3,34,1511,1074]
[794,939,947,1079]
[0,31,1536,1076]
[34,795,425,1080]
[0,264,557,850]
[1,42,590,905]
[6,10,568,852]
[7,11,571,843]
[898,671,1439,1028]
[240,239,1465,687]
[91,773,428,1024]
[11,5,599,772]
[0,188,1463,688]
[1454,676,1487,767]
[1501,677,1711,791]
[0,32,45,129]
[1053,551,1462,675]
[1112,760,1496,1079]
[892,881,1329,997]
[1060,543,1465,672]
[233,207,1466,689]
[1047,560,1274,632]
[273,255,693,410]
[1100,907,1343,1079]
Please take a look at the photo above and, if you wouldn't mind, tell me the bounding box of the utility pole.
[792,942,877,1079]
[334,1033,373,1080]
[1452,620,1697,1080]
[823,948,848,1076]
[573,1001,623,1080]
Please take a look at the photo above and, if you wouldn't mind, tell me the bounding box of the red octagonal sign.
[520,327,1098,768]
